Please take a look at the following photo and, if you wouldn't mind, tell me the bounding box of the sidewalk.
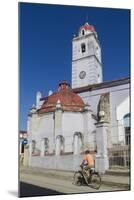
[20,166,130,189]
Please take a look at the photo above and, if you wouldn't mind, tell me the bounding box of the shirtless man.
[80,150,94,175]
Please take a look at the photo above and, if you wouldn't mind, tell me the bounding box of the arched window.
[73,132,83,154]
[44,138,49,155]
[40,138,49,156]
[123,113,130,145]
[82,29,85,36]
[81,43,86,53]
[55,135,64,155]
[123,113,130,128]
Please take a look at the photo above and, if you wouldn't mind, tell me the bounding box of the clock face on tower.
[79,71,86,79]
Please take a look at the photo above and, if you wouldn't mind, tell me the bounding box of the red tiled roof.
[80,23,95,32]
[38,81,85,114]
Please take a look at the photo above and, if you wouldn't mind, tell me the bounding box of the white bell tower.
[72,22,103,88]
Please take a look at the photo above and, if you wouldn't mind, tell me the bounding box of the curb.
[105,170,130,177]
[101,180,130,189]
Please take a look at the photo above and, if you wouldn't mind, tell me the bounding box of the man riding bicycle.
[74,150,101,189]
[80,150,94,176]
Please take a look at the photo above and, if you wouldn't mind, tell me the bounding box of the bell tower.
[72,22,103,88]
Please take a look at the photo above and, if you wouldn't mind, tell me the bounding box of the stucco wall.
[62,112,84,134]
[62,112,84,152]
[29,154,83,171]
[79,83,130,144]
[72,34,102,88]
[28,113,54,152]
[62,111,96,152]
[116,96,129,121]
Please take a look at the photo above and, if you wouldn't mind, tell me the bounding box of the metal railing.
[108,145,130,169]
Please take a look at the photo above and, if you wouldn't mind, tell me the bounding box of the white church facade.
[26,22,130,173]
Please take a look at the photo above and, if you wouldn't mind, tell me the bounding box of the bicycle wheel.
[73,171,83,186]
[89,172,101,189]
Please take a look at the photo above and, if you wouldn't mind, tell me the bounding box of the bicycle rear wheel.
[89,172,101,189]
[73,171,83,186]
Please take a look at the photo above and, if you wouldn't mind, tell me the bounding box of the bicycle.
[73,165,101,189]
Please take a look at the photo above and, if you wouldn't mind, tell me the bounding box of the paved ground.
[20,167,130,187]
[20,168,130,195]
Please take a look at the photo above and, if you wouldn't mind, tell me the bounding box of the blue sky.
[19,3,130,130]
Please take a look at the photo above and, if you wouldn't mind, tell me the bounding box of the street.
[20,170,127,197]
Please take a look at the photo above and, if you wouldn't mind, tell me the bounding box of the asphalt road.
[19,182,64,197]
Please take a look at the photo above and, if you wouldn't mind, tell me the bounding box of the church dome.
[38,81,85,114]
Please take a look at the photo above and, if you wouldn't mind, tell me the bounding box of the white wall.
[62,111,96,152]
[116,96,129,120]
[29,155,83,171]
[72,33,102,88]
[116,96,130,143]
[62,112,84,152]
[62,112,84,134]
[79,83,130,144]
[28,113,54,153]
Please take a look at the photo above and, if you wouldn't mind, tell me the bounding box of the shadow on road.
[19,182,65,197]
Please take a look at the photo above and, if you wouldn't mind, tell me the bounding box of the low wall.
[28,155,83,171]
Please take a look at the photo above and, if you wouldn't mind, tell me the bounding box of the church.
[26,22,130,173]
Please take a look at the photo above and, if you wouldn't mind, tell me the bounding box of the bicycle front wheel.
[89,172,101,189]
[73,171,83,186]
